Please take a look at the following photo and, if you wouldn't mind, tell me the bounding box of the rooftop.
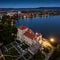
[18,26,41,39]
[24,29,35,39]
[18,25,27,30]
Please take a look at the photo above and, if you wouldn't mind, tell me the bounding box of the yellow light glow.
[39,39,51,47]
[50,38,55,43]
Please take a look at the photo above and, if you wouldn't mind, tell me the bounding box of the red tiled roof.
[18,26,41,39]
[18,26,27,30]
[24,30,35,39]
[19,13,28,16]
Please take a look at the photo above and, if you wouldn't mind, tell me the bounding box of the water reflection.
[15,15,60,42]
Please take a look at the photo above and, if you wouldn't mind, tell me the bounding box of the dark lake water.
[15,15,60,42]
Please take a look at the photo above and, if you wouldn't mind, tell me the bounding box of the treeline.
[0,14,17,46]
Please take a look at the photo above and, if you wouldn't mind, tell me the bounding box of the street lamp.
[50,38,55,43]
[50,38,57,46]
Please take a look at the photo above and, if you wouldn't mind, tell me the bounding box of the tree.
[0,15,17,45]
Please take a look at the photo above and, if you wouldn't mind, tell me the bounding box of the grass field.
[1,41,30,60]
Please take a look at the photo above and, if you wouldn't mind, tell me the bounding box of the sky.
[0,0,60,8]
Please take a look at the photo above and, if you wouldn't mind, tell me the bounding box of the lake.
[15,15,60,42]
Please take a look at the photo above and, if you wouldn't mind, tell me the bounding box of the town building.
[7,11,17,17]
[0,11,6,18]
[17,25,42,46]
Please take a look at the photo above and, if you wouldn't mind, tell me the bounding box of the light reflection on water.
[15,15,60,42]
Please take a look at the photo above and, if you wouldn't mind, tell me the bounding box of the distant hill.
[0,7,60,11]
[37,7,60,10]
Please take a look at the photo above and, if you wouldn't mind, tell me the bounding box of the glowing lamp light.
[50,38,55,43]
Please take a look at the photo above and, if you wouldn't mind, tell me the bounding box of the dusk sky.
[0,0,60,8]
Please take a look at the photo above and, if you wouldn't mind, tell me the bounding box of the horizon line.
[0,7,60,9]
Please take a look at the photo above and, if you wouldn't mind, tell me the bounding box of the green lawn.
[1,47,6,54]
[6,44,12,49]
[21,44,29,50]
[24,53,30,59]
[1,47,20,60]
[6,48,19,55]
[5,56,16,60]
[18,57,25,60]
[31,50,45,60]
[1,47,20,56]
[49,44,60,60]
[12,42,18,47]
[1,41,30,60]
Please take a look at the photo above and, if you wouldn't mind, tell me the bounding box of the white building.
[17,25,54,57]
[7,11,17,17]
[17,25,42,46]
